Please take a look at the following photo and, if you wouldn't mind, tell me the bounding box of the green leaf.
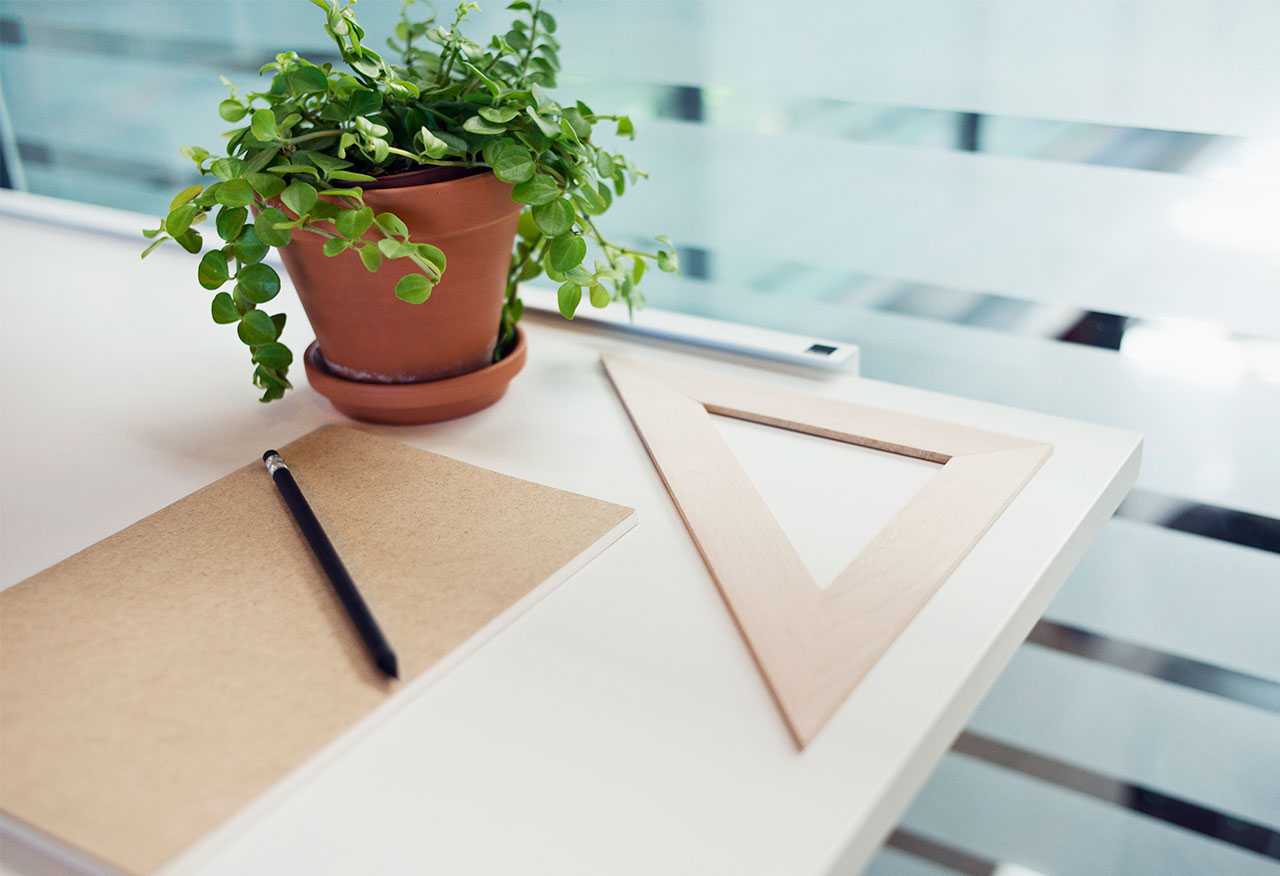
[281,181,318,215]
[463,115,507,135]
[286,66,328,94]
[176,228,203,253]
[252,342,293,370]
[140,236,169,259]
[595,151,616,179]
[483,140,535,184]
[531,198,574,236]
[436,130,470,154]
[461,62,501,97]
[517,208,541,241]
[536,9,557,32]
[524,107,561,138]
[267,163,320,178]
[323,238,351,256]
[358,245,382,272]
[562,107,591,138]
[215,206,247,241]
[237,262,281,303]
[211,157,245,180]
[579,181,611,215]
[247,172,285,198]
[180,144,210,167]
[215,178,254,208]
[394,274,433,304]
[244,146,281,175]
[414,243,446,273]
[589,284,610,308]
[218,99,246,122]
[169,184,204,212]
[484,140,534,184]
[556,282,581,319]
[615,115,635,139]
[327,170,378,182]
[271,313,287,336]
[557,117,581,144]
[348,88,382,116]
[238,309,278,345]
[373,211,408,239]
[630,255,647,286]
[416,125,450,159]
[511,173,559,206]
[253,207,292,247]
[657,249,678,273]
[233,225,268,264]
[305,151,353,176]
[478,106,520,124]
[198,250,230,289]
[335,206,374,239]
[547,234,586,272]
[377,238,413,259]
[250,109,278,142]
[210,291,239,324]
[165,203,198,237]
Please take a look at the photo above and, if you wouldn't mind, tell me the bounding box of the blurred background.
[1,1,1277,873]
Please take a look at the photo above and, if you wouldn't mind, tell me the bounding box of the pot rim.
[350,164,493,192]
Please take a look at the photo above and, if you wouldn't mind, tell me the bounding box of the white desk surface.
[0,198,1140,876]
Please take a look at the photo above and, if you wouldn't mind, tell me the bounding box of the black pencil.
[262,449,399,680]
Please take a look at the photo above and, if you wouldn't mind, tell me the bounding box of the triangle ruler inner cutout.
[710,414,939,586]
[603,355,1052,748]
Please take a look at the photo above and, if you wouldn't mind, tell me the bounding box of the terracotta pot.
[277,167,521,383]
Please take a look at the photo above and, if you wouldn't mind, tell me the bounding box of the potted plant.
[142,0,676,423]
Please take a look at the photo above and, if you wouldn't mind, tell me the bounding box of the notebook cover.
[0,425,635,874]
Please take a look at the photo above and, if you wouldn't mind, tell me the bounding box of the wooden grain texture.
[0,426,633,875]
[603,356,1051,748]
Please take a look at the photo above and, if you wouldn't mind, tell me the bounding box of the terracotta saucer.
[303,328,526,425]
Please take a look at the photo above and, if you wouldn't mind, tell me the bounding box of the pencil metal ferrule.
[262,451,288,476]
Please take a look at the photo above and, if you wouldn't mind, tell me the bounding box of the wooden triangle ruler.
[603,355,1051,748]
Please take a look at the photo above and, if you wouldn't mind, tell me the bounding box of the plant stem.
[580,214,622,271]
[517,0,541,80]
[282,129,342,145]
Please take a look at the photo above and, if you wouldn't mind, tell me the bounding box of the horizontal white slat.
[902,753,1279,875]
[637,273,1280,520]
[1049,519,1280,682]
[969,645,1280,829]
[0,46,228,168]
[604,121,1280,338]
[8,1,1280,137]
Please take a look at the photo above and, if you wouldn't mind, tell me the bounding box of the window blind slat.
[970,646,1280,830]
[1050,520,1280,683]
[902,754,1280,876]
[605,122,1280,337]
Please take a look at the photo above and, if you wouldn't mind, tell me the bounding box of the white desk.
[0,196,1140,876]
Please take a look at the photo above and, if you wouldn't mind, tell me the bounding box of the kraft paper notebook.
[0,425,635,875]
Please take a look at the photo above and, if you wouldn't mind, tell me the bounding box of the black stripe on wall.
[1028,621,1280,714]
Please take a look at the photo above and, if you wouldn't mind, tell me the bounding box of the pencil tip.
[377,651,399,680]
